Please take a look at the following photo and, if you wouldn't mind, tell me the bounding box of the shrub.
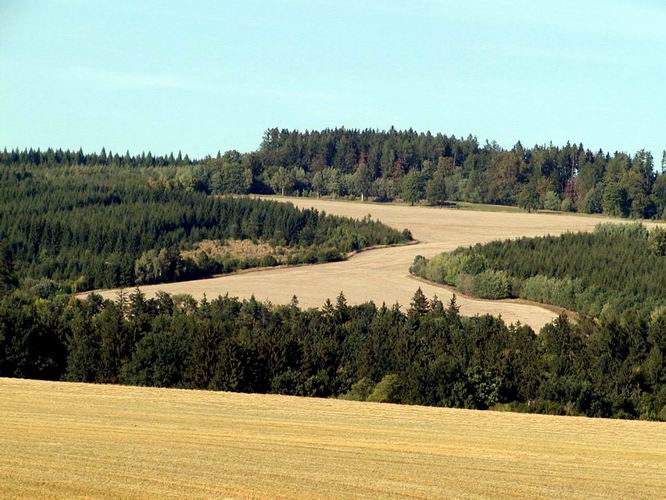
[316,247,344,263]
[456,273,475,296]
[259,255,279,267]
[542,191,561,211]
[367,374,402,403]
[410,255,427,276]
[420,252,468,285]
[519,275,582,310]
[469,270,512,299]
[560,197,574,212]
[339,378,376,401]
[271,370,305,394]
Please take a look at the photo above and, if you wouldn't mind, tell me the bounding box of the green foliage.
[352,162,374,200]
[0,242,17,294]
[560,197,574,212]
[602,183,629,217]
[1,289,665,420]
[459,270,512,299]
[122,329,190,388]
[412,252,469,286]
[652,175,666,218]
[366,374,402,403]
[594,222,648,239]
[413,223,666,315]
[4,132,666,218]
[339,377,376,401]
[0,164,408,291]
[580,186,603,214]
[516,184,541,212]
[648,227,666,256]
[426,167,448,205]
[542,191,561,211]
[209,156,253,194]
[268,166,300,196]
[134,248,182,284]
[372,177,397,202]
[401,171,425,205]
[520,275,582,311]
[409,255,427,277]
[412,252,510,299]
[461,253,487,275]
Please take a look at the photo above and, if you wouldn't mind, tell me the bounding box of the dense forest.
[411,223,666,317]
[3,128,666,218]
[257,129,666,217]
[0,163,408,292]
[0,282,664,421]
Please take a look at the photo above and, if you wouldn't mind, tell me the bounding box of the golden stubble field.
[1,377,664,499]
[88,198,648,330]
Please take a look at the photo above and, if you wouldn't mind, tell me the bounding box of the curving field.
[88,198,635,330]
[2,377,665,499]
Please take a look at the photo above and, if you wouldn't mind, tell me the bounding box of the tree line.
[4,128,666,218]
[0,284,664,421]
[0,147,193,168]
[411,223,666,317]
[255,128,666,218]
[0,164,408,292]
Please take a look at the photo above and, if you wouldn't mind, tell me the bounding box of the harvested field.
[88,198,645,330]
[1,377,664,499]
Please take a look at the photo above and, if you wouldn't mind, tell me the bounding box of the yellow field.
[88,198,649,330]
[1,378,665,499]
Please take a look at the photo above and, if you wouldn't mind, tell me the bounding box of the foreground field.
[1,378,665,498]
[90,198,644,330]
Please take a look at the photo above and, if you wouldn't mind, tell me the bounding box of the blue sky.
[1,0,665,159]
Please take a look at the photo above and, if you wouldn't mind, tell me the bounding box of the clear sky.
[1,0,664,159]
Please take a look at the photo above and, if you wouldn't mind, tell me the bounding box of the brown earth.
[86,197,652,330]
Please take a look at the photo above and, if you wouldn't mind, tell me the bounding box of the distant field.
[90,197,641,330]
[1,378,665,498]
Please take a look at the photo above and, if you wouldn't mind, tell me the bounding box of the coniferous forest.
[0,162,408,292]
[3,127,666,218]
[411,223,666,317]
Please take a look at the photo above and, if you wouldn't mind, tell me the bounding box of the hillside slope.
[92,197,631,330]
[1,378,664,498]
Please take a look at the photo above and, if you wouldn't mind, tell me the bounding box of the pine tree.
[335,292,349,322]
[409,288,430,315]
[65,312,100,382]
[0,242,17,294]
